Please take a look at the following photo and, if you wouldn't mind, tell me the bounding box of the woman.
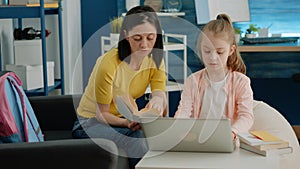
[72,6,167,169]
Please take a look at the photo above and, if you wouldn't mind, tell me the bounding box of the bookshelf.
[0,0,64,96]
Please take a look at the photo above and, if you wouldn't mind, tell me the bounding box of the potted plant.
[110,16,123,46]
[245,24,258,38]
[234,27,242,43]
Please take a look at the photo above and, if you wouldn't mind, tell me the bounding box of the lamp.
[194,0,250,24]
[126,0,140,11]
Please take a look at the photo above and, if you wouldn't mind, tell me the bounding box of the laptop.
[140,117,236,153]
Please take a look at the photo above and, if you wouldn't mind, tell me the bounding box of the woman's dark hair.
[118,5,163,69]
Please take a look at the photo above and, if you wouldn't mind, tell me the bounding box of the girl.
[175,14,254,139]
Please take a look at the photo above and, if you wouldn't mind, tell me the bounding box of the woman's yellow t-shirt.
[77,48,166,118]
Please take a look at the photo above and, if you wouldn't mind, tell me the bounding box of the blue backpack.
[0,71,44,143]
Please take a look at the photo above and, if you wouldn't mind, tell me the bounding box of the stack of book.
[237,130,293,156]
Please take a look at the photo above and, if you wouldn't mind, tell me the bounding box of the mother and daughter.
[72,4,253,168]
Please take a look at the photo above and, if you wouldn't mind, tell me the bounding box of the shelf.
[164,42,186,50]
[241,37,299,44]
[145,81,183,94]
[164,33,187,82]
[239,42,300,52]
[157,12,185,17]
[121,12,185,17]
[0,0,64,96]
[0,6,59,18]
[25,79,62,96]
[101,36,114,55]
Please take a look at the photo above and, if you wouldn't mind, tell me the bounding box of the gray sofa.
[0,138,118,169]
[0,95,128,169]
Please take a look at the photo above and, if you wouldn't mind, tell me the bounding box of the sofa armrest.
[27,95,130,169]
[28,95,82,140]
[0,138,118,169]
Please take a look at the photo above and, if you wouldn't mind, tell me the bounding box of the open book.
[237,131,287,146]
[115,95,161,123]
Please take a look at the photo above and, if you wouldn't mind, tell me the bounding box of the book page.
[237,132,282,146]
[116,95,160,123]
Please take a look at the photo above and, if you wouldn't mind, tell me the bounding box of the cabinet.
[0,0,64,96]
[164,33,187,83]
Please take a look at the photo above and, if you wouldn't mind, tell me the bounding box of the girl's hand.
[232,131,237,140]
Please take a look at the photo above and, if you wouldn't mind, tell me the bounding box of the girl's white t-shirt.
[200,73,228,119]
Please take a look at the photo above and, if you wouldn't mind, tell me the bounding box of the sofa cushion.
[0,138,119,169]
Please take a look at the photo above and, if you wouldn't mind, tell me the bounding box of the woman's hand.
[126,120,142,131]
[96,103,141,131]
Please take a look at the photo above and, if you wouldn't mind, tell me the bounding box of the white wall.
[0,19,14,67]
[61,0,83,94]
[0,1,83,94]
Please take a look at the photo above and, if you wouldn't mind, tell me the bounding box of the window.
[234,0,300,37]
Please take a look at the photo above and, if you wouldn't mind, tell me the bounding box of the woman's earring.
[124,30,129,41]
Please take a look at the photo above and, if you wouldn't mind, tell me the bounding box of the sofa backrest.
[29,95,82,140]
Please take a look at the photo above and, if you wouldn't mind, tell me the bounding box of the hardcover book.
[237,130,292,156]
[240,142,292,156]
[240,139,289,151]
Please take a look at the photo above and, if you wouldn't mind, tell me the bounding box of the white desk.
[135,148,283,169]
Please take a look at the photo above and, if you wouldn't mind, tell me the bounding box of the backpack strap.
[7,76,30,142]
[8,73,42,142]
[0,72,22,139]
